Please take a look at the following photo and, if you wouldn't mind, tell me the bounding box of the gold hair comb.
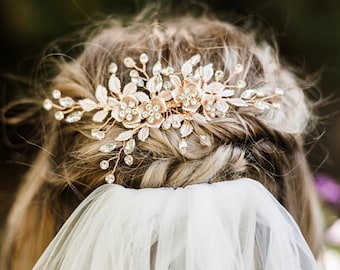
[43,54,283,183]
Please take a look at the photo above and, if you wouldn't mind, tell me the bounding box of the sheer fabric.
[33,179,318,270]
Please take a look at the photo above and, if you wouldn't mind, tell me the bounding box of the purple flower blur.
[314,173,340,206]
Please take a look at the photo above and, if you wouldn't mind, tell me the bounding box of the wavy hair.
[1,16,322,270]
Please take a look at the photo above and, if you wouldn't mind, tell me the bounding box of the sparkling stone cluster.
[43,53,284,183]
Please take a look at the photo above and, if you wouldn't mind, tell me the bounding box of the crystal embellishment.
[241,89,257,100]
[52,89,61,99]
[124,139,136,155]
[91,129,106,140]
[162,120,171,130]
[123,57,136,68]
[65,111,83,123]
[43,99,53,111]
[214,70,224,81]
[236,80,246,89]
[99,143,117,153]
[59,97,75,107]
[189,54,201,65]
[105,174,115,184]
[139,53,149,64]
[100,160,110,170]
[54,111,64,121]
[124,155,133,166]
[108,63,118,73]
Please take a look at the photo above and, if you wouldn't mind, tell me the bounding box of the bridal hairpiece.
[43,53,284,183]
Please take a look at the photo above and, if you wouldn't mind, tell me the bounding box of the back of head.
[2,15,322,270]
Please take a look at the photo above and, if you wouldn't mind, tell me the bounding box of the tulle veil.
[33,178,318,270]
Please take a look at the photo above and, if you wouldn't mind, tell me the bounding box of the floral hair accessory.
[43,53,284,183]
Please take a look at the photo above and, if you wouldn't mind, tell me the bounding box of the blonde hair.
[2,16,322,270]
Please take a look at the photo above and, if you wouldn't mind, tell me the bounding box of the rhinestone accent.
[65,111,83,123]
[124,139,136,155]
[91,129,105,140]
[108,63,118,73]
[147,117,154,123]
[129,70,139,78]
[236,80,246,89]
[189,54,201,65]
[43,99,53,111]
[124,155,133,166]
[99,143,117,153]
[54,111,64,121]
[214,70,224,81]
[123,57,136,68]
[139,53,149,64]
[162,120,171,130]
[52,89,61,99]
[105,174,115,184]
[100,160,110,170]
[59,97,75,107]
[179,85,200,110]
[241,89,257,99]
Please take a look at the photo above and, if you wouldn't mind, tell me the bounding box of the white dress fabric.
[33,179,318,270]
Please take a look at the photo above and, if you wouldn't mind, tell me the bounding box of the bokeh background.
[1,0,340,267]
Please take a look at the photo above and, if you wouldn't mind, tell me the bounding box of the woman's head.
[2,16,322,270]
[42,17,311,187]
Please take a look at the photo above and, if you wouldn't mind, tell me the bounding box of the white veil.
[33,179,318,270]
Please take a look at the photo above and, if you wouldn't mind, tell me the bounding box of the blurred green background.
[1,0,340,255]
